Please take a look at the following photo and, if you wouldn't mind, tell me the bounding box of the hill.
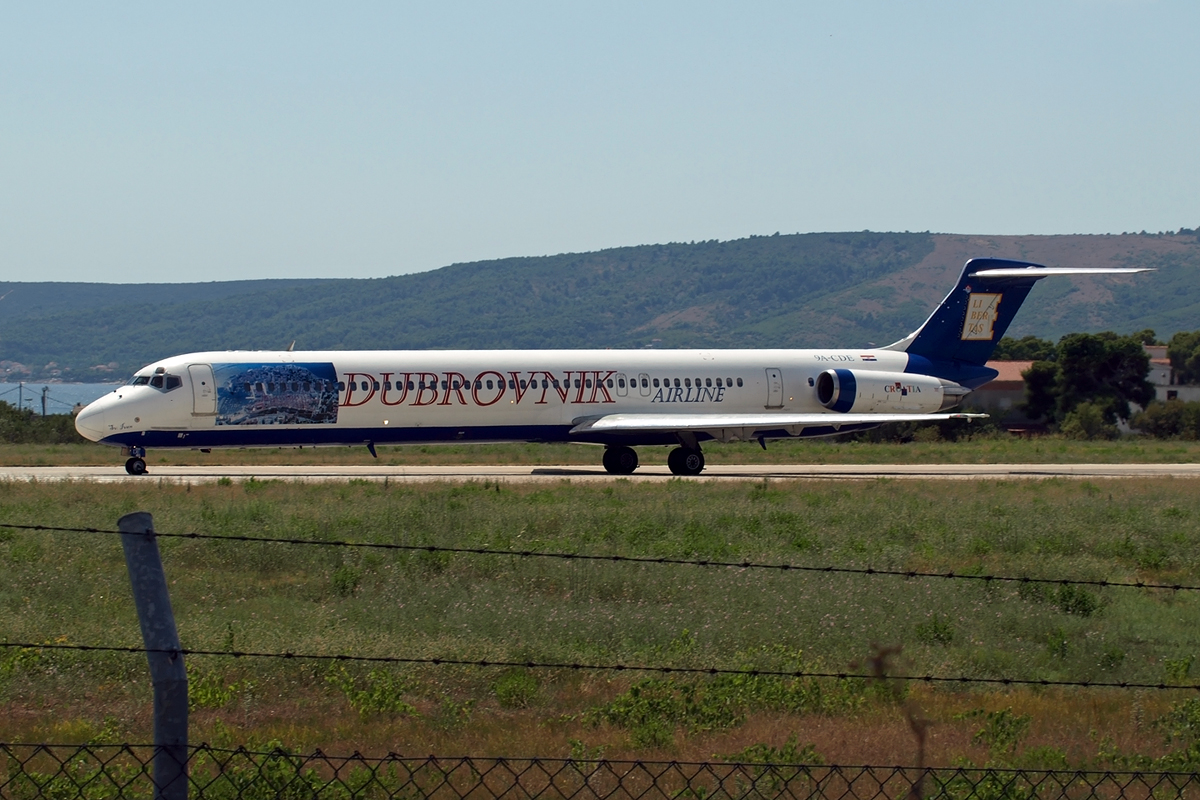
[1,231,1196,381]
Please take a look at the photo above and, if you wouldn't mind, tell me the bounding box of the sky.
[1,2,1197,284]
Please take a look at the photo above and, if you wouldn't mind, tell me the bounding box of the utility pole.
[41,386,48,416]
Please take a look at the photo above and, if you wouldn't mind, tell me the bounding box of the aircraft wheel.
[125,457,147,476]
[667,447,704,476]
[602,446,639,475]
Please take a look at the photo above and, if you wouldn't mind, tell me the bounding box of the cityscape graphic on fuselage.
[213,363,339,426]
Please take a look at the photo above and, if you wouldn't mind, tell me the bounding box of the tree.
[1168,330,1200,385]
[1021,333,1153,424]
[993,336,1056,361]
[1021,361,1059,421]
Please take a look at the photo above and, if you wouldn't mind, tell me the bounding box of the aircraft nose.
[74,403,107,442]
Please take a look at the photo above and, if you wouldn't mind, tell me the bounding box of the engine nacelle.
[815,369,968,413]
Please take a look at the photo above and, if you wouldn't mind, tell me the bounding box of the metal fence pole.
[119,511,188,800]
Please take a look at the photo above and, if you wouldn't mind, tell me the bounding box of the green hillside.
[1,230,1196,381]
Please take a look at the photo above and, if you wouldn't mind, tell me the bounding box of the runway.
[1,463,1198,483]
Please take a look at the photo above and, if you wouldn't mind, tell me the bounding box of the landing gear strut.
[667,447,705,476]
[602,445,639,475]
[124,446,148,476]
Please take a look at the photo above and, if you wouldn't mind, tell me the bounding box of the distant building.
[1144,345,1200,402]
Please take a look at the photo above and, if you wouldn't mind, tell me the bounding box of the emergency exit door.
[188,364,217,415]
[765,368,784,408]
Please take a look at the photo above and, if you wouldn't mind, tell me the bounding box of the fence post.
[119,511,188,800]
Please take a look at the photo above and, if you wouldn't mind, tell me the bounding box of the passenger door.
[188,364,217,415]
[765,368,784,408]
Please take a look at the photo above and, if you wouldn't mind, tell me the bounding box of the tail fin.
[884,258,1151,366]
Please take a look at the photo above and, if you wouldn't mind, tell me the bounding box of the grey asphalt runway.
[1,463,1198,483]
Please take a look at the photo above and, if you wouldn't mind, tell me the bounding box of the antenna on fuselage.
[286,341,295,352]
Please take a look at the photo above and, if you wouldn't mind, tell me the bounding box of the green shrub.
[1132,400,1200,439]
[493,669,539,709]
[1059,402,1118,440]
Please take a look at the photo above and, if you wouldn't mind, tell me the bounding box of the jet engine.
[815,369,969,413]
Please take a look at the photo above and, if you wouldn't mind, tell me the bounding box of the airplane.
[74,258,1149,476]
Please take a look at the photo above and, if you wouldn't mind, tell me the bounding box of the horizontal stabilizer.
[969,267,1153,278]
[572,412,986,436]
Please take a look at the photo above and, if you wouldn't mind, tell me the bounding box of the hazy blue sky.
[2,2,1197,283]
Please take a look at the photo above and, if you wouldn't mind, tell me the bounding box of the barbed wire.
[1,640,1196,692]
[0,520,1194,593]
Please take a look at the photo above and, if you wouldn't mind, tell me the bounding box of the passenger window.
[408,381,415,391]
[673,378,681,388]
[607,379,614,388]
[725,378,732,386]
[372,382,379,391]
[653,378,660,388]
[573,379,580,388]
[553,380,560,388]
[337,381,345,391]
[705,378,712,387]
[641,378,649,388]
[737,378,743,387]
[441,380,448,390]
[509,380,516,390]
[384,381,391,390]
[585,379,592,388]
[542,379,549,389]
[520,380,528,389]
[684,378,691,388]
[618,378,626,388]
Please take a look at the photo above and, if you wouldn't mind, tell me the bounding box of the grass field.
[3,475,1200,768]
[3,433,1200,467]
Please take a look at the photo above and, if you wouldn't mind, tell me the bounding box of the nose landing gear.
[667,446,705,476]
[124,446,148,476]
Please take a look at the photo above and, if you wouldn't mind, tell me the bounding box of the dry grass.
[2,476,1200,765]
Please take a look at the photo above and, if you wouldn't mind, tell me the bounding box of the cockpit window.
[129,376,151,386]
[150,375,164,389]
[165,375,182,391]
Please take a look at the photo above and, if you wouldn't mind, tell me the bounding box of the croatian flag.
[860,354,877,362]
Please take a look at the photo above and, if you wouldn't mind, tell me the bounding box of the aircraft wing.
[571,411,986,437]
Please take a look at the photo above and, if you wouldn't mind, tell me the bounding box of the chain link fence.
[2,744,1199,800]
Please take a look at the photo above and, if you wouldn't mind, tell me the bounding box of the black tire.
[602,446,639,475]
[125,457,147,476]
[667,447,704,476]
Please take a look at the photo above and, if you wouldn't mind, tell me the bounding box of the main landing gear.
[602,445,639,475]
[667,446,705,476]
[124,446,148,476]
[602,444,705,476]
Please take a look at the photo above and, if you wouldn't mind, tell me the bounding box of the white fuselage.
[74,347,938,450]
